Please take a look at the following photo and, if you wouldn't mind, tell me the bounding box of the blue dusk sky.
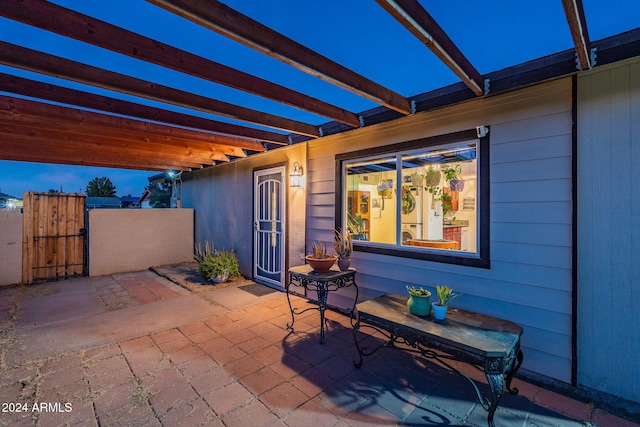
[1,0,639,198]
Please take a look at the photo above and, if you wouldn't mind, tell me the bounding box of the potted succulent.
[194,242,241,284]
[406,285,432,316]
[334,228,353,271]
[432,285,461,320]
[442,163,464,191]
[306,241,337,272]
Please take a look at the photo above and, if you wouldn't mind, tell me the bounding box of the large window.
[336,129,489,268]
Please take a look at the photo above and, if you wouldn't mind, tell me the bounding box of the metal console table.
[353,293,523,427]
[286,264,358,344]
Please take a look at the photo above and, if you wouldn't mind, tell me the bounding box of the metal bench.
[352,293,524,427]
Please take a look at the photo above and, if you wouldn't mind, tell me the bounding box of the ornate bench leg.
[352,313,364,368]
[506,348,524,394]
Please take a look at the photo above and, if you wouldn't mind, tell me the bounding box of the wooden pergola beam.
[0,43,308,139]
[375,0,484,96]
[149,0,412,116]
[0,125,219,166]
[0,120,231,164]
[0,95,260,157]
[0,0,360,128]
[0,139,197,171]
[0,72,286,145]
[561,0,592,70]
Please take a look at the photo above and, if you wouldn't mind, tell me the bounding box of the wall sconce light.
[290,162,303,187]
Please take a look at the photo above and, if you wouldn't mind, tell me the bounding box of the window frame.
[335,128,490,268]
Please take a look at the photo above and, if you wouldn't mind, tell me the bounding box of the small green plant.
[441,163,462,182]
[436,285,461,306]
[406,285,432,297]
[194,241,240,282]
[402,186,415,214]
[193,241,214,265]
[310,241,334,259]
[334,228,352,258]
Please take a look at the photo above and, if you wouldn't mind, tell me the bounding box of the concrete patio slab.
[0,269,638,427]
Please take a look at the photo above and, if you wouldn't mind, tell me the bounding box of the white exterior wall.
[89,209,193,277]
[182,144,307,279]
[0,210,22,286]
[307,78,573,382]
[577,56,640,402]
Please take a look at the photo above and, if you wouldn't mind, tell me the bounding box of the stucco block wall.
[577,56,640,402]
[0,210,22,286]
[88,209,194,277]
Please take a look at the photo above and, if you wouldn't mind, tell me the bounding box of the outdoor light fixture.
[290,162,303,187]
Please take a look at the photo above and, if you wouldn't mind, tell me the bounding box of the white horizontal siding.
[493,223,571,246]
[305,77,574,383]
[492,201,571,224]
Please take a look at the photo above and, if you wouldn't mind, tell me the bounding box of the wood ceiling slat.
[0,139,197,171]
[0,0,360,128]
[149,0,411,116]
[0,95,259,157]
[0,72,287,145]
[2,114,244,159]
[561,0,592,70]
[0,117,231,163]
[0,43,308,139]
[0,124,220,165]
[375,0,484,96]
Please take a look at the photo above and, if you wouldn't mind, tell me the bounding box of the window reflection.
[343,141,478,254]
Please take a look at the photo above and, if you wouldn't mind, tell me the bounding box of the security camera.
[476,126,489,138]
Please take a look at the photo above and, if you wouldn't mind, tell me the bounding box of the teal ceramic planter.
[407,294,432,316]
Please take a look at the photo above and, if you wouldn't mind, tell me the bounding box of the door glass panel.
[254,171,283,286]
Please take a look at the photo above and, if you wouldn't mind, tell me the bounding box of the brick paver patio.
[0,270,638,426]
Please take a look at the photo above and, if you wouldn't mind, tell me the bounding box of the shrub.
[194,242,240,282]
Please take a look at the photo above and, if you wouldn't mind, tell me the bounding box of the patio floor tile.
[1,269,638,427]
[259,381,310,417]
[221,398,284,427]
[238,366,285,396]
[189,365,236,395]
[159,397,221,426]
[202,381,254,416]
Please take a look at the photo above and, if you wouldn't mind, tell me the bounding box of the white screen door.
[253,167,285,287]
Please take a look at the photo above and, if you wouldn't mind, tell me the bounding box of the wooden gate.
[22,192,86,284]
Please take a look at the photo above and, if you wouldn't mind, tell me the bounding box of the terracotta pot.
[306,255,337,272]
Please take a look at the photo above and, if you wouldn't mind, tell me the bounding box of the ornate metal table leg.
[285,276,296,332]
[485,373,505,427]
[316,285,328,344]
